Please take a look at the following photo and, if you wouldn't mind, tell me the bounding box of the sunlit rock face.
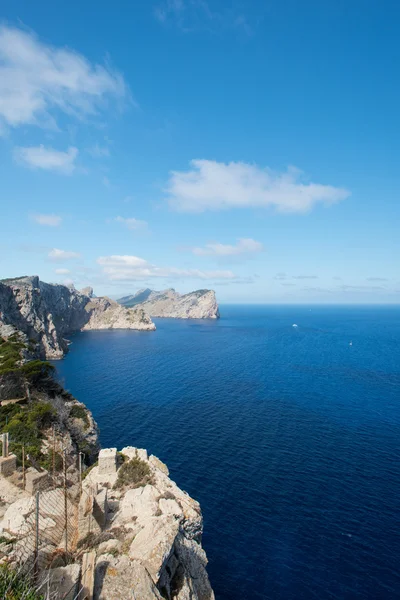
[0,276,155,359]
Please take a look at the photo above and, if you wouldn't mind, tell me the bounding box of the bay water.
[54,305,400,599]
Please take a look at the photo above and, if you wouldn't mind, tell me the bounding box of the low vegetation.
[0,333,98,472]
[69,404,90,429]
[1,399,56,467]
[114,456,153,490]
[0,563,43,600]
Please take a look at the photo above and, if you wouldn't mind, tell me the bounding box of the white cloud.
[292,275,319,280]
[32,213,62,226]
[54,268,70,275]
[192,237,262,257]
[97,254,236,281]
[166,160,350,213]
[0,25,127,131]
[48,248,81,261]
[14,145,78,174]
[114,216,148,231]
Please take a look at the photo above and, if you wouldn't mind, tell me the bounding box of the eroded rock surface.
[0,276,155,359]
[86,446,214,600]
[118,288,220,319]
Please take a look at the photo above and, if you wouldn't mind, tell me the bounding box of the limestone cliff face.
[83,447,215,600]
[119,288,220,320]
[82,297,154,332]
[0,276,155,359]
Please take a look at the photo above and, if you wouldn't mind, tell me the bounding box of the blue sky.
[0,0,399,303]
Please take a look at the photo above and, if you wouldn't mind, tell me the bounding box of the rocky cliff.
[0,276,155,359]
[118,288,220,320]
[0,332,214,599]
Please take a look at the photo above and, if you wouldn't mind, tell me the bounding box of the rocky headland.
[118,288,220,320]
[0,327,214,599]
[0,276,155,359]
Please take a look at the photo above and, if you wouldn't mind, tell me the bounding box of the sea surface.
[54,305,400,600]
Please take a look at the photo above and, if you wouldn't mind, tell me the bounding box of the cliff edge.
[0,276,155,359]
[0,331,214,599]
[118,288,220,320]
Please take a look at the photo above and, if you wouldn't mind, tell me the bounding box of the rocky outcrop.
[82,297,153,332]
[84,446,214,600]
[118,288,220,320]
[0,276,155,359]
[0,444,214,599]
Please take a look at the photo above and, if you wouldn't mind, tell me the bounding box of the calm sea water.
[54,305,400,600]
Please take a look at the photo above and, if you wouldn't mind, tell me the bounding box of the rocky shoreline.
[0,276,155,359]
[0,282,215,599]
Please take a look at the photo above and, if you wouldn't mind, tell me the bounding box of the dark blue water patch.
[53,305,400,600]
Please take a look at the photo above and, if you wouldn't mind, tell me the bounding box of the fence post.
[34,491,39,580]
[22,445,26,490]
[79,452,83,497]
[63,449,68,554]
[2,432,7,458]
[52,425,56,479]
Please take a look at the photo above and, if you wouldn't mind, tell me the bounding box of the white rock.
[159,497,182,517]
[119,485,159,523]
[95,555,163,600]
[129,515,180,582]
[98,448,117,475]
[149,454,169,475]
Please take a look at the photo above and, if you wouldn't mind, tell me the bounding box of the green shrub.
[69,405,90,429]
[114,457,153,490]
[0,563,44,599]
[27,402,56,428]
[40,450,64,473]
[3,401,56,467]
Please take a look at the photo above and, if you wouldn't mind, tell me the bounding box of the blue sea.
[54,305,400,600]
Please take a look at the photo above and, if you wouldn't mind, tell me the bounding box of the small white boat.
[349,341,353,346]
[292,324,298,328]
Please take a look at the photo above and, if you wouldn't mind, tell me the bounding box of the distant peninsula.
[118,288,220,320]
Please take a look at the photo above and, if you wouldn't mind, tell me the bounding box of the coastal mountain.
[0,276,155,359]
[118,288,220,319]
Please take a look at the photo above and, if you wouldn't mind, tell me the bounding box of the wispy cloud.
[32,213,62,227]
[166,160,350,213]
[14,145,78,174]
[87,144,110,158]
[114,216,148,231]
[48,248,81,261]
[339,284,386,291]
[274,273,287,280]
[97,254,237,281]
[0,24,128,132]
[192,238,263,257]
[292,275,319,280]
[154,0,254,35]
[54,268,70,275]
[366,277,388,282]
